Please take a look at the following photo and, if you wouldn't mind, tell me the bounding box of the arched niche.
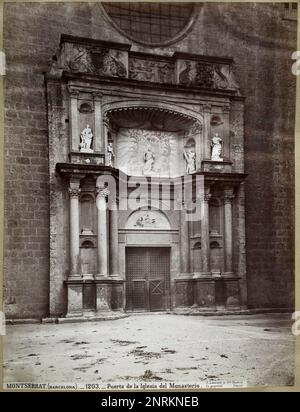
[104,105,202,178]
[125,209,171,230]
[80,193,96,235]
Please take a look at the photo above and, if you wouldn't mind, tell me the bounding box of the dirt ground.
[3,313,294,389]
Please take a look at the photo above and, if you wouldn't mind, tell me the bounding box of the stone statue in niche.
[211,133,223,161]
[183,148,196,174]
[143,147,155,174]
[79,125,93,153]
[107,142,115,167]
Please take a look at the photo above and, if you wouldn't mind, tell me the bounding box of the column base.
[66,281,83,317]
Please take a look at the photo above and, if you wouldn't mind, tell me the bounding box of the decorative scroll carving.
[129,58,174,84]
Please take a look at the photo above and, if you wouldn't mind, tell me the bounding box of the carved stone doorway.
[125,247,171,312]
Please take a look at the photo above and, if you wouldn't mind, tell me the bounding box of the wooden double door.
[126,247,171,312]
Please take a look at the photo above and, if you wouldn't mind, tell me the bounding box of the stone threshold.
[5,307,293,325]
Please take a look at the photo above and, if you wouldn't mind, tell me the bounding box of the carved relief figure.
[143,147,155,174]
[211,133,223,161]
[79,125,93,153]
[213,65,229,89]
[101,50,127,78]
[179,61,193,85]
[107,142,115,167]
[183,149,196,174]
[67,45,94,73]
[129,59,155,82]
[135,214,156,228]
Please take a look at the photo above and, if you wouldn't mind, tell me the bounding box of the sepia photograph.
[1,1,299,391]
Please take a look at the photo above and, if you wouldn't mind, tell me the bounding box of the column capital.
[68,187,81,198]
[204,193,212,202]
[96,186,110,198]
[223,193,235,204]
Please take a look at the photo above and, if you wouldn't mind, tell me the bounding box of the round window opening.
[101,2,196,47]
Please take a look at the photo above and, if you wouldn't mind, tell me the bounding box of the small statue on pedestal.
[107,142,115,167]
[183,148,196,174]
[79,124,93,153]
[211,133,223,161]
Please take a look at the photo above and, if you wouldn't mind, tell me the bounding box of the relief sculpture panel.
[116,128,181,177]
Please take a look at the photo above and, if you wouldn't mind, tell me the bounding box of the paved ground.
[3,313,294,389]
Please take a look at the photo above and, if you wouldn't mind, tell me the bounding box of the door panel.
[126,247,170,312]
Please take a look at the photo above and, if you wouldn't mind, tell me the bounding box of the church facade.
[3,3,296,319]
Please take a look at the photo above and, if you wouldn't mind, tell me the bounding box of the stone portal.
[46,34,247,318]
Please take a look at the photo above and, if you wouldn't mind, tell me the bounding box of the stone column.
[200,189,211,275]
[223,188,235,275]
[66,176,83,317]
[110,199,119,277]
[69,88,79,152]
[68,178,81,278]
[93,92,103,153]
[203,104,211,160]
[96,185,109,277]
[180,205,190,275]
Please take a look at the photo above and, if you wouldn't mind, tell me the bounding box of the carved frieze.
[53,42,128,78]
[48,36,241,94]
[177,59,239,92]
[91,48,128,78]
[129,58,174,84]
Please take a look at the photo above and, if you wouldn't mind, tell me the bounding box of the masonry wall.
[3,3,296,318]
